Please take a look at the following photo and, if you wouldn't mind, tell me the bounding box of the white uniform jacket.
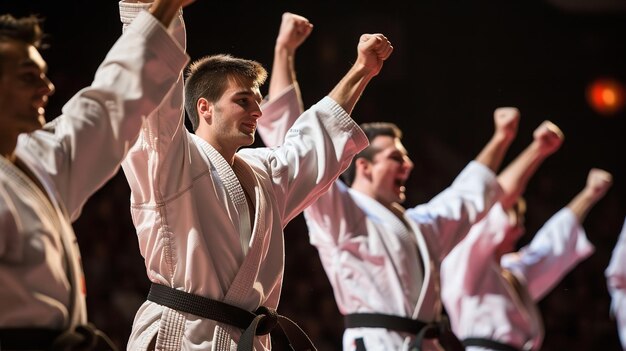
[307,163,501,351]
[441,205,595,351]
[606,217,626,350]
[0,10,188,331]
[256,89,502,351]
[120,6,368,349]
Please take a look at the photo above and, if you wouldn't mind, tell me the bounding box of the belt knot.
[254,306,278,335]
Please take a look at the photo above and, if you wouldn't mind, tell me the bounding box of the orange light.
[586,78,625,116]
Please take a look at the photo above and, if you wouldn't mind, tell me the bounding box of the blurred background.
[2,0,626,349]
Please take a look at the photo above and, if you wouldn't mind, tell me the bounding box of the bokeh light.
[587,78,625,116]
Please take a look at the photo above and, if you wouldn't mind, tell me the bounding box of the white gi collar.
[190,134,253,255]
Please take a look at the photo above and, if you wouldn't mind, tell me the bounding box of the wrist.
[352,61,379,79]
[581,187,602,203]
[150,1,178,25]
[529,139,556,157]
[274,44,295,57]
[491,130,514,148]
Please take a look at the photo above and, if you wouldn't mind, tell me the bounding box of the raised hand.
[355,33,393,77]
[567,167,613,222]
[585,168,613,202]
[532,120,564,156]
[150,0,196,26]
[275,12,314,54]
[493,107,520,143]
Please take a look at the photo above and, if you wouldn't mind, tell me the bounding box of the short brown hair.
[0,14,44,76]
[341,122,403,186]
[184,54,267,131]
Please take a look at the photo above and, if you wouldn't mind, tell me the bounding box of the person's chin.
[240,134,255,146]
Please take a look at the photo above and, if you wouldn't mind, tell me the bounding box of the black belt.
[147,283,316,351]
[344,313,465,351]
[0,324,117,350]
[463,337,521,351]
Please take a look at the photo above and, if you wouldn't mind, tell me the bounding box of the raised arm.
[475,107,520,173]
[497,120,564,210]
[258,12,313,147]
[268,12,313,103]
[122,0,194,29]
[567,168,613,222]
[328,34,393,114]
[30,0,191,219]
[503,168,612,300]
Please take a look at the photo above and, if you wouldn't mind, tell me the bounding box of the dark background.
[2,0,626,349]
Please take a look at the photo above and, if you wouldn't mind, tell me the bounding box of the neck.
[0,136,18,163]
[351,182,401,213]
[194,128,236,166]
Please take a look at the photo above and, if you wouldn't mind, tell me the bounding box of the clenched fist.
[493,107,520,143]
[585,168,613,202]
[275,12,313,53]
[532,120,564,156]
[356,33,393,77]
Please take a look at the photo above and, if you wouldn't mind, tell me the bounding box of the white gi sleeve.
[242,96,368,227]
[501,208,595,301]
[257,85,302,147]
[406,161,503,261]
[19,11,188,221]
[605,217,626,350]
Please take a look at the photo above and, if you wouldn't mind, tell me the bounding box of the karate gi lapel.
[406,218,438,321]
[0,153,87,328]
[500,267,544,350]
[191,135,272,349]
[190,134,252,255]
[349,189,430,319]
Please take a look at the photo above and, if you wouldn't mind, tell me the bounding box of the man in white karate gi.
[257,31,524,350]
[606,217,626,350]
[441,150,612,351]
[0,0,191,349]
[119,2,393,349]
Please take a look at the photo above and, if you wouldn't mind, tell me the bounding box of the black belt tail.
[463,337,521,351]
[344,313,464,351]
[147,283,316,351]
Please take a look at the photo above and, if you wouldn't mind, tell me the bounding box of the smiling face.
[0,39,54,155]
[357,134,414,207]
[198,75,263,160]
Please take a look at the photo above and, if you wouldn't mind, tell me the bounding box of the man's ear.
[197,97,213,124]
[355,157,372,178]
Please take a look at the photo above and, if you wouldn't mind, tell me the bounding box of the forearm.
[328,63,375,115]
[123,0,180,27]
[475,130,513,174]
[497,141,548,210]
[567,188,598,223]
[269,46,296,97]
[149,0,183,27]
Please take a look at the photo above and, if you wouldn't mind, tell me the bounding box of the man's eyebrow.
[19,59,47,73]
[232,91,254,96]
[233,90,262,103]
